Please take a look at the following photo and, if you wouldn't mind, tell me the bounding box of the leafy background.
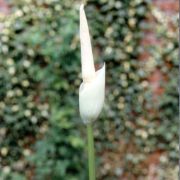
[0,0,178,179]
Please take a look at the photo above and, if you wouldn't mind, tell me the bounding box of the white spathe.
[79,4,105,124]
[79,64,105,123]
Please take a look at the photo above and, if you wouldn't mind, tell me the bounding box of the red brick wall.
[0,1,178,179]
[141,0,178,100]
[141,0,178,179]
[0,0,9,14]
[153,0,179,12]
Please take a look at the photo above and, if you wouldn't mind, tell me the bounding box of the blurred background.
[0,0,178,179]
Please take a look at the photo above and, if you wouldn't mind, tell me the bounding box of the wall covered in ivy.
[0,0,178,179]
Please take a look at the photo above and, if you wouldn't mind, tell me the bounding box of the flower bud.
[79,4,105,124]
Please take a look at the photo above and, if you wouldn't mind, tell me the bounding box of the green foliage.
[28,123,86,180]
[0,0,84,179]
[0,0,178,179]
[148,10,178,159]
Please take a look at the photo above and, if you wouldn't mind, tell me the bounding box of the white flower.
[23,60,31,68]
[31,116,38,124]
[1,147,8,156]
[12,105,19,112]
[6,58,14,65]
[3,166,10,174]
[7,90,14,98]
[24,110,31,117]
[79,4,105,124]
[21,80,30,87]
[8,67,15,75]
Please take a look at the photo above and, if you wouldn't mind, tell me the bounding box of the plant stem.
[87,123,95,180]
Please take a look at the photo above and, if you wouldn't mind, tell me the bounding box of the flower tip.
[80,4,84,11]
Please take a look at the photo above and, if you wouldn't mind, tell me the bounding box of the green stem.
[87,123,95,180]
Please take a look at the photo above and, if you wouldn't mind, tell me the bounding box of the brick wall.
[141,0,178,179]
[0,0,178,179]
[0,0,9,15]
[141,0,178,100]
